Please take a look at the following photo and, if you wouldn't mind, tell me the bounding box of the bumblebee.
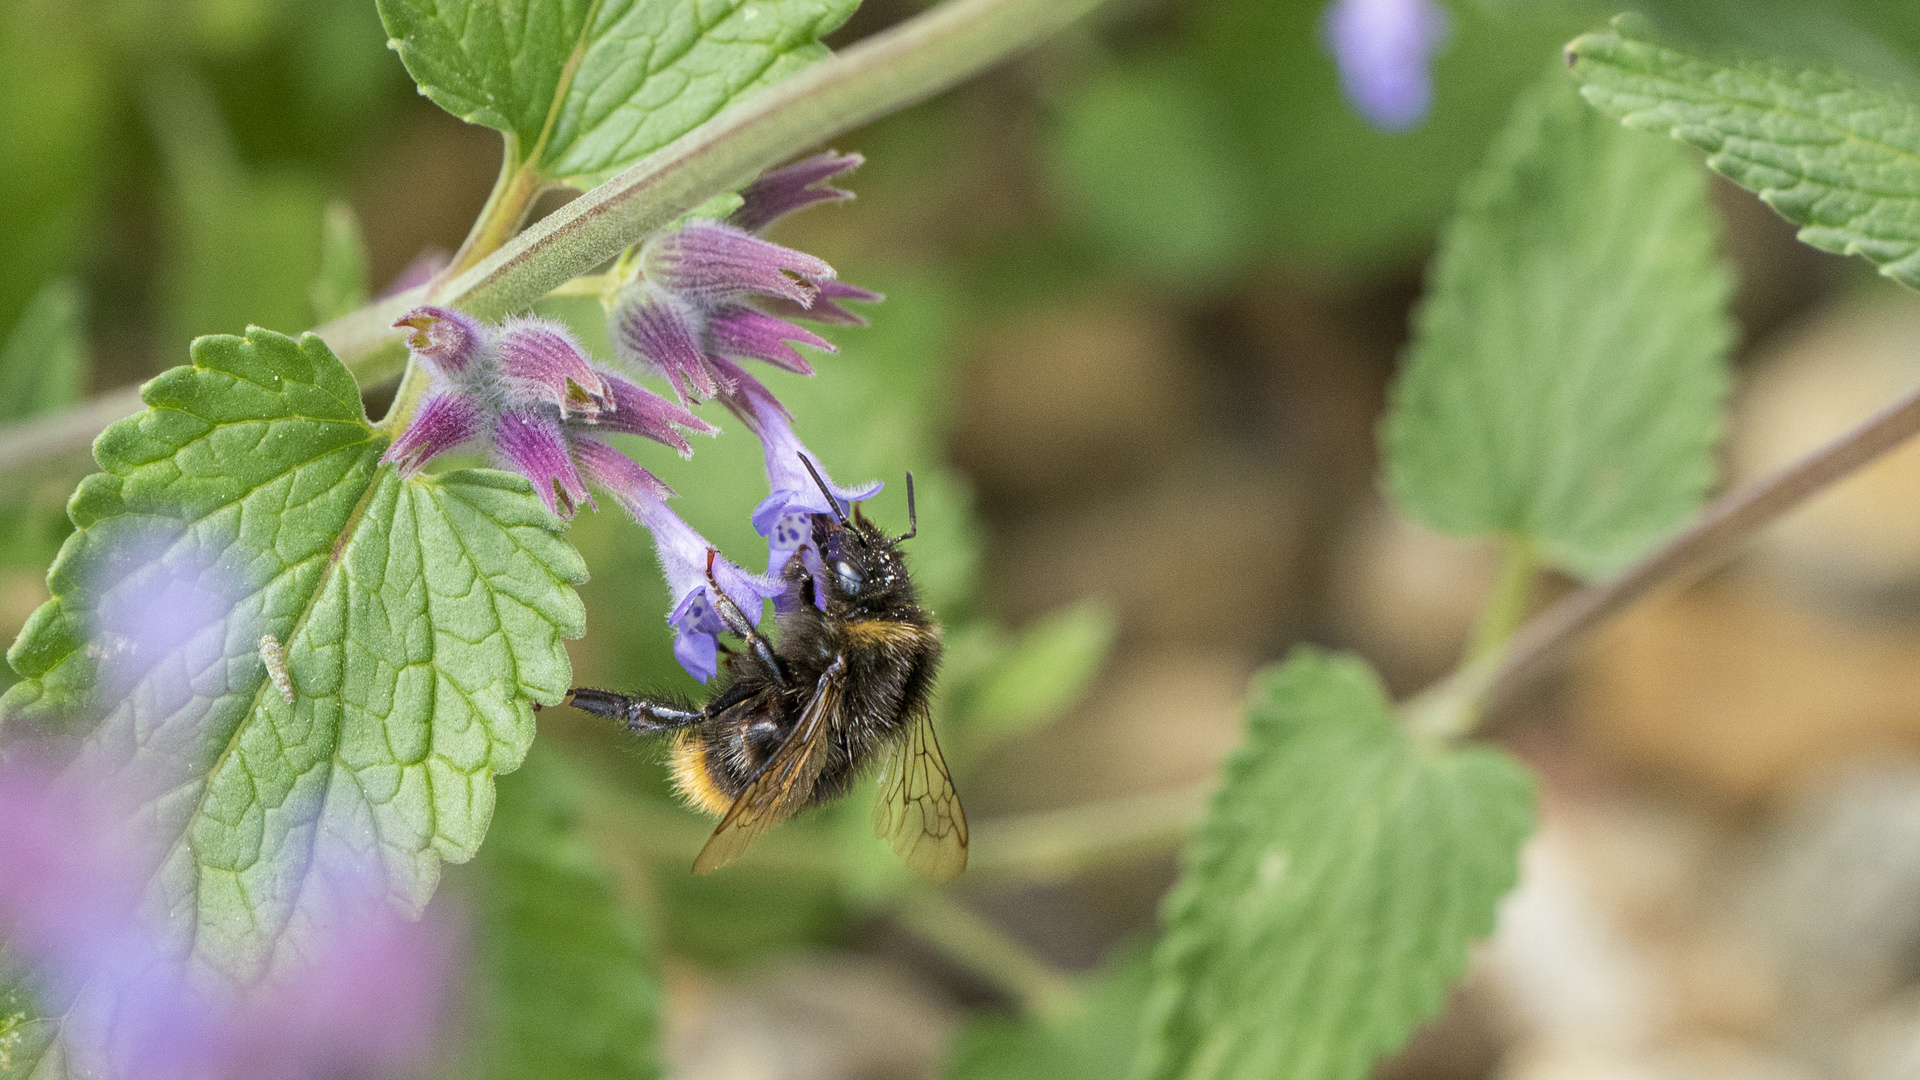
[562,464,966,881]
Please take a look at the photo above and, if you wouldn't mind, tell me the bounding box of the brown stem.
[1407,380,1920,735]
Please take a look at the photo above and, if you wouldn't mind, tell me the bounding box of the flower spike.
[613,283,721,402]
[382,393,483,477]
[580,434,780,682]
[760,280,885,328]
[394,306,485,374]
[494,409,591,516]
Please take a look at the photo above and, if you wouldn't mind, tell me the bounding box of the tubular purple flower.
[728,151,861,234]
[707,303,835,375]
[711,356,880,580]
[641,221,834,307]
[1323,0,1449,132]
[494,317,612,419]
[580,435,779,682]
[494,409,591,516]
[383,392,484,476]
[612,283,721,401]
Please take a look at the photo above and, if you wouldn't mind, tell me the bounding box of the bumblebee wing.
[873,708,968,882]
[692,658,846,876]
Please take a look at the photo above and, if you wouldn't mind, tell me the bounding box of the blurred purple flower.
[1322,0,1450,132]
[0,762,457,1080]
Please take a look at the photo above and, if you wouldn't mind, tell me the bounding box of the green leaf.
[1,329,585,1002]
[0,279,84,424]
[1137,649,1535,1080]
[0,955,53,1080]
[311,200,371,324]
[961,599,1117,749]
[1570,14,1920,288]
[376,0,859,189]
[460,745,661,1080]
[1384,73,1734,578]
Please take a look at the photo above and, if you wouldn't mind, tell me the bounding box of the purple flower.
[381,306,714,517]
[641,221,833,307]
[575,439,780,682]
[0,761,457,1080]
[1323,0,1449,132]
[607,153,881,406]
[728,151,861,234]
[711,356,880,589]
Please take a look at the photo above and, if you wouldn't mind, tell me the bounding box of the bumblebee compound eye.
[834,559,864,595]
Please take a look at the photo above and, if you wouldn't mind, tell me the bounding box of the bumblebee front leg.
[705,549,790,687]
[561,688,706,735]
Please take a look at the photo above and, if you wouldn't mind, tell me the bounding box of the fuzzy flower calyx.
[381,305,714,517]
[610,152,881,405]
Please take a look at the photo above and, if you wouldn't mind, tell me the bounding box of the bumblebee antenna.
[797,453,853,529]
[892,472,917,543]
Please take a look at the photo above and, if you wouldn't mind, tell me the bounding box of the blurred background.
[14,0,1920,1077]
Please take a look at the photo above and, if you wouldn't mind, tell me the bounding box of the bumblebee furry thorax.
[563,483,967,882]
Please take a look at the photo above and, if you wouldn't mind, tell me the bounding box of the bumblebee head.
[797,456,918,610]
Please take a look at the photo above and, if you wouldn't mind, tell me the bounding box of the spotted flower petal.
[493,409,591,516]
[642,221,834,307]
[729,151,861,234]
[494,317,612,418]
[612,283,721,402]
[708,303,835,375]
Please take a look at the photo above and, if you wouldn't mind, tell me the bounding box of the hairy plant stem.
[1406,380,1920,740]
[893,886,1081,1019]
[0,0,1115,474]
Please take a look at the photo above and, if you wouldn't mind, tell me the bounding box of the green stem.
[893,886,1081,1019]
[443,151,548,282]
[1407,537,1537,743]
[1464,536,1537,663]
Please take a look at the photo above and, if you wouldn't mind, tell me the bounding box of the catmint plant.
[9,2,1920,1080]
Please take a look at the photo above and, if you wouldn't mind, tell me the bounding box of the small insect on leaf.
[259,633,294,704]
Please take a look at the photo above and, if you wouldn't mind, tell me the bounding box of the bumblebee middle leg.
[562,688,706,735]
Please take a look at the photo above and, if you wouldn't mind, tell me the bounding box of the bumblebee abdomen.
[669,734,735,816]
